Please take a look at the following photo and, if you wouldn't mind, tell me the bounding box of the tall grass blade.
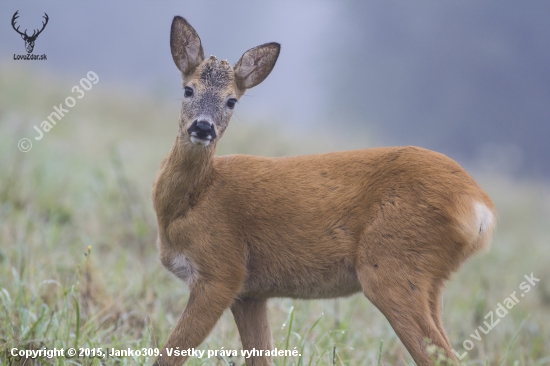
[283,306,295,366]
[74,296,80,349]
[297,314,323,366]
[497,316,528,366]
[22,304,47,341]
[376,340,383,366]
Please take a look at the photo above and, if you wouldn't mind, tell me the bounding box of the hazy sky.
[2,1,549,177]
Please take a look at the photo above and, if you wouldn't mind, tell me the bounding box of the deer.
[11,11,49,54]
[151,16,496,366]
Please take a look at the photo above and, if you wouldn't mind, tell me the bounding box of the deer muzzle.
[187,120,217,145]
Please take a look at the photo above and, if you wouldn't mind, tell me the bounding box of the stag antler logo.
[12,11,49,54]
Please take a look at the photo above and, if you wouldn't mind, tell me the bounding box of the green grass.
[0,63,549,365]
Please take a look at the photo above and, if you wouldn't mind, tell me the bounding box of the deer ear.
[234,42,280,90]
[170,16,205,76]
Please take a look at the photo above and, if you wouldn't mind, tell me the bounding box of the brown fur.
[151,16,496,366]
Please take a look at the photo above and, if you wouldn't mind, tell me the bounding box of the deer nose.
[187,120,217,140]
[195,120,212,133]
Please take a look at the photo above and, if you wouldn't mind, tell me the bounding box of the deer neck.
[153,129,216,227]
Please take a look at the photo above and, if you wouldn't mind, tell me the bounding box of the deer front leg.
[153,281,241,366]
[231,298,272,366]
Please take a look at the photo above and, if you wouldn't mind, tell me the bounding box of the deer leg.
[357,263,457,366]
[153,282,238,366]
[231,297,272,366]
[428,278,452,348]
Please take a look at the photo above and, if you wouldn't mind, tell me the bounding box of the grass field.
[0,64,549,365]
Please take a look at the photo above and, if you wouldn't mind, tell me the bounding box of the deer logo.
[11,11,49,54]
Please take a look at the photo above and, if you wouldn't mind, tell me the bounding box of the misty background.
[1,1,549,178]
[1,3,550,363]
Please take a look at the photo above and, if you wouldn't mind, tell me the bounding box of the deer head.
[12,11,49,54]
[170,16,280,148]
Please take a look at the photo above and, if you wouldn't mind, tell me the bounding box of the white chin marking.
[190,136,211,146]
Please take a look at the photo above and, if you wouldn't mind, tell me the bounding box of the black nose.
[187,120,217,140]
[196,121,212,133]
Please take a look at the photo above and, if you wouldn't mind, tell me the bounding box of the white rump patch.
[474,201,494,235]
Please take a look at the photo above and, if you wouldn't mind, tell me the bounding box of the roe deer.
[152,16,496,366]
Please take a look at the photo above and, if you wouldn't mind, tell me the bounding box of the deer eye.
[184,86,194,97]
[227,98,237,109]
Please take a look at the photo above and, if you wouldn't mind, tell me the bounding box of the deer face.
[181,57,239,146]
[170,16,280,147]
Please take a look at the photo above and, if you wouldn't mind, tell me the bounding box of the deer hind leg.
[428,277,452,348]
[355,220,460,366]
[357,263,457,366]
[231,298,272,366]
